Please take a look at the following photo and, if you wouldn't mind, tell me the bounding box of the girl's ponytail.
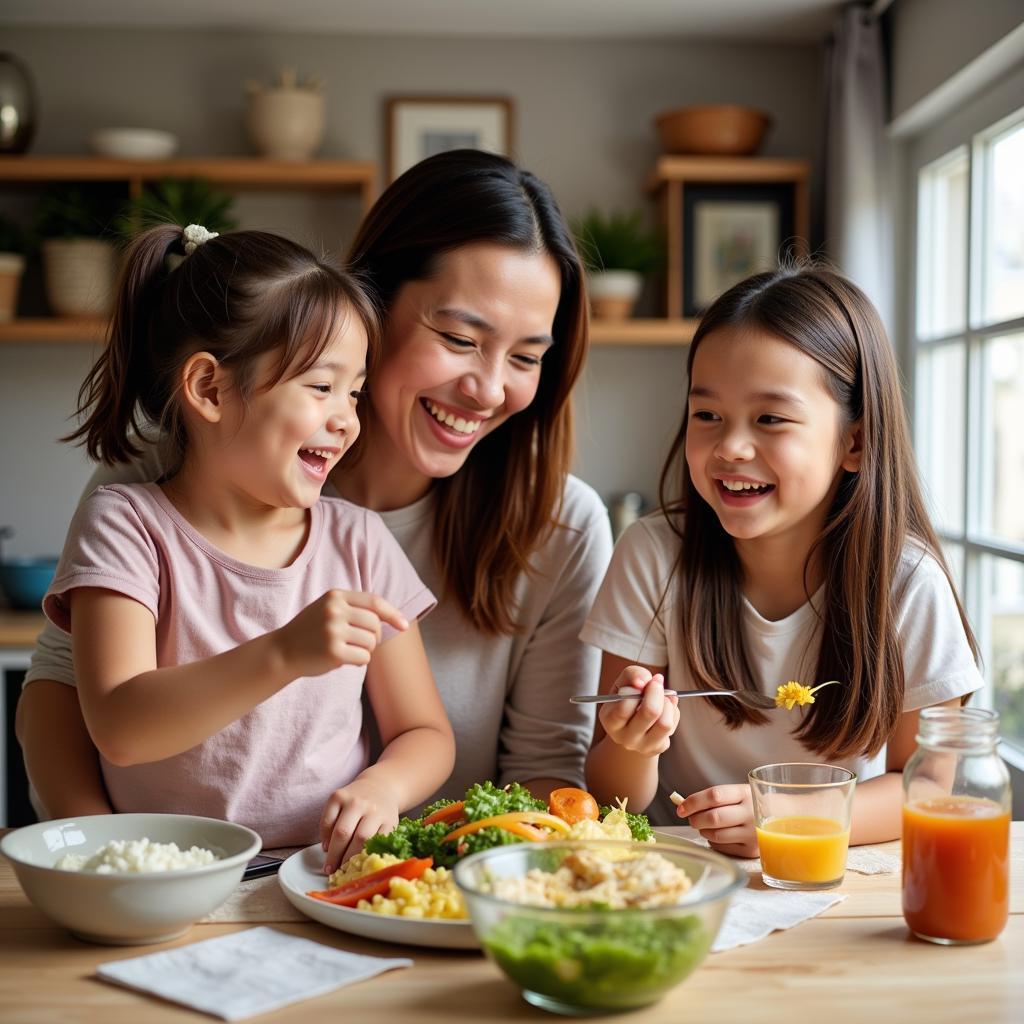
[64,225,181,464]
[64,224,377,472]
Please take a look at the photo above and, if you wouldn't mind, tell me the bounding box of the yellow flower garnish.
[774,679,841,710]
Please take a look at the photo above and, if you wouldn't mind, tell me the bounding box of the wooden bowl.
[654,105,770,156]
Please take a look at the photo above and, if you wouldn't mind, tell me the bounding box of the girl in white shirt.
[582,265,982,856]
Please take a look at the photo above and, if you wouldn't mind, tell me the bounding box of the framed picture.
[683,183,795,316]
[386,96,514,182]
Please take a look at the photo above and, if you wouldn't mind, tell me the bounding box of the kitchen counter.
[0,612,44,649]
[1,824,1021,1022]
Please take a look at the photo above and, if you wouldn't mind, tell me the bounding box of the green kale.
[462,781,546,821]
[420,797,458,819]
[363,818,449,861]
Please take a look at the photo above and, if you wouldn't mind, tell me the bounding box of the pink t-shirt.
[44,483,436,847]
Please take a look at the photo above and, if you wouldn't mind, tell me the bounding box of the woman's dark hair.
[347,150,589,634]
[658,264,977,758]
[66,226,379,470]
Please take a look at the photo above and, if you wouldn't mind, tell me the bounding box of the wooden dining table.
[2,823,1021,1023]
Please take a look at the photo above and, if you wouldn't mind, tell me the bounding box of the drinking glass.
[748,763,856,890]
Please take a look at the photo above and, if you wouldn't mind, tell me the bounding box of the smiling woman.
[17,150,612,847]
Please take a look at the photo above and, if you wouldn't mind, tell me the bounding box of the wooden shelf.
[590,318,696,346]
[648,155,811,190]
[0,611,45,649]
[0,155,377,202]
[0,316,699,347]
[0,317,107,344]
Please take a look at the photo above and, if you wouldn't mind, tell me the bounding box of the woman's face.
[364,242,561,497]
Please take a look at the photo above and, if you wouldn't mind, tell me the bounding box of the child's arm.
[15,680,113,816]
[680,695,967,857]
[319,621,455,871]
[585,653,677,811]
[71,586,408,766]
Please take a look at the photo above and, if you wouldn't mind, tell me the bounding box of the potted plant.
[117,177,237,240]
[245,68,325,161]
[0,213,26,322]
[34,186,120,317]
[573,209,662,319]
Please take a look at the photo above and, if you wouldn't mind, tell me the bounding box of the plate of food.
[278,781,655,950]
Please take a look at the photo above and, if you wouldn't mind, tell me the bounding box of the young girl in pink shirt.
[42,224,454,869]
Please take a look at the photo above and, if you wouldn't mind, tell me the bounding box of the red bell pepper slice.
[307,857,433,907]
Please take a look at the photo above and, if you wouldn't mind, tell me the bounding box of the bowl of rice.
[0,813,261,944]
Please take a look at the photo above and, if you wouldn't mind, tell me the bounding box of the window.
[912,107,1024,759]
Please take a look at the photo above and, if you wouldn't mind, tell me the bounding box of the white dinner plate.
[278,844,479,950]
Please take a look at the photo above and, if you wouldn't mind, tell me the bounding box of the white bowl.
[1,813,261,945]
[89,128,179,160]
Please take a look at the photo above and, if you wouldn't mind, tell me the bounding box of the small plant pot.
[0,252,25,322]
[42,238,117,317]
[246,89,325,161]
[588,269,643,319]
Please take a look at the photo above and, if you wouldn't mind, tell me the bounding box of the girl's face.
[685,324,860,552]
[362,242,561,498]
[217,312,368,510]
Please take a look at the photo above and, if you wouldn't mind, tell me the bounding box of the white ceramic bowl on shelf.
[1,813,261,945]
[89,128,179,160]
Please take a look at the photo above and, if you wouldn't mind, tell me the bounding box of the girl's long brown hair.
[346,150,589,634]
[658,265,977,758]
[65,226,379,471]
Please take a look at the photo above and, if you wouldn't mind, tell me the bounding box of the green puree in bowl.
[483,912,711,1010]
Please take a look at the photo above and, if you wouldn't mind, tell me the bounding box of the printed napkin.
[96,926,412,1020]
[713,887,847,952]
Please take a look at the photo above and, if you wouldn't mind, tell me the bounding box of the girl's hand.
[677,785,758,858]
[276,590,409,679]
[597,666,679,757]
[319,776,400,873]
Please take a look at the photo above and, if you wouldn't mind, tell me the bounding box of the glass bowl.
[453,840,745,1015]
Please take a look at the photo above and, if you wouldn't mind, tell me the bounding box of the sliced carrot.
[307,856,432,906]
[421,800,465,826]
[442,811,571,844]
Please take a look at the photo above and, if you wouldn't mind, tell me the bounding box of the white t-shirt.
[579,512,984,825]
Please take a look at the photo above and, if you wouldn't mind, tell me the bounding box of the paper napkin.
[713,888,847,952]
[96,926,412,1020]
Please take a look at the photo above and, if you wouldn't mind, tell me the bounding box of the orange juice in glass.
[749,764,856,890]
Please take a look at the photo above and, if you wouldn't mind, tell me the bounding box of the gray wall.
[889,0,1024,120]
[0,25,821,558]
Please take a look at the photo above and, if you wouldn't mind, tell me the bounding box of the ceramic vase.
[588,269,643,319]
[246,88,325,161]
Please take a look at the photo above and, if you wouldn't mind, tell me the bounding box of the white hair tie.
[182,223,219,255]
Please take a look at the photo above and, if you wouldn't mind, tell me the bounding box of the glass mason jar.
[902,707,1012,945]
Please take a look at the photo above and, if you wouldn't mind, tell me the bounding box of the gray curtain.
[824,3,893,331]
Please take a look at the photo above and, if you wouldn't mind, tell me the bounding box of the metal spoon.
[570,686,778,710]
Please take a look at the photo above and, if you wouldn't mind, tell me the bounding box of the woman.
[17,149,613,817]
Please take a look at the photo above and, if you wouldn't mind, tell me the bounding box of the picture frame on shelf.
[386,96,514,182]
[683,183,794,316]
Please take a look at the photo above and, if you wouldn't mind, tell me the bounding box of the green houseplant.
[117,177,237,240]
[573,209,662,319]
[0,213,27,322]
[34,186,120,317]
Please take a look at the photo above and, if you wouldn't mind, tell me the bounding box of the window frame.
[906,76,1024,767]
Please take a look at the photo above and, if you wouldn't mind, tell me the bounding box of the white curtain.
[824,3,893,331]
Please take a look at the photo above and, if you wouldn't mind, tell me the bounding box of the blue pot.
[0,557,58,610]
